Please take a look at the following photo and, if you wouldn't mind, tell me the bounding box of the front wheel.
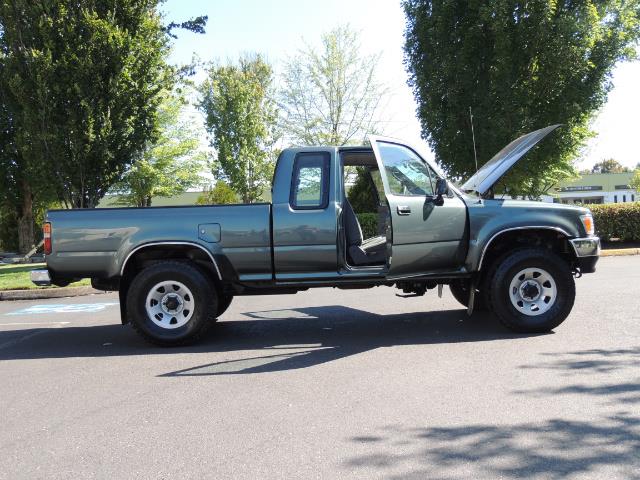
[487,248,575,333]
[126,261,218,346]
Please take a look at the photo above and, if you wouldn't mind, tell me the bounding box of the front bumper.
[570,237,601,257]
[30,269,52,287]
[569,237,600,273]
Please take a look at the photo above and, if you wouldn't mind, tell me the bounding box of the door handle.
[397,205,411,215]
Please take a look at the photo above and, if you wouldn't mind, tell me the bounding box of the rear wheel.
[126,261,217,346]
[487,248,575,333]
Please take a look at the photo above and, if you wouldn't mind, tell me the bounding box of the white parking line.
[0,322,71,326]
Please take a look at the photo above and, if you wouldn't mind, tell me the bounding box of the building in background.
[542,172,637,205]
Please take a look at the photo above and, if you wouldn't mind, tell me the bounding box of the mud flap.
[467,288,475,316]
[118,278,130,324]
[467,277,480,316]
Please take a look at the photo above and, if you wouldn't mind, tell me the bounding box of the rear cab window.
[290,152,330,209]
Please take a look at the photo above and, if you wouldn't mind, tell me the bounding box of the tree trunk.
[17,179,35,254]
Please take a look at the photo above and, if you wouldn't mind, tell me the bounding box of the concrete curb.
[600,248,640,257]
[0,286,107,301]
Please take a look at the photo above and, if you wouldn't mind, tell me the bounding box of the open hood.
[461,124,561,196]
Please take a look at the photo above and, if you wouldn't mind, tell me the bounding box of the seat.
[343,198,387,266]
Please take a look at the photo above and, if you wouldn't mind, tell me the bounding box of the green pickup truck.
[32,125,600,346]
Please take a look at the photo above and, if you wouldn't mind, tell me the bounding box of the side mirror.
[433,178,447,206]
[435,178,448,196]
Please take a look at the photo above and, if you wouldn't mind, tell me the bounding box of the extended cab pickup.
[32,125,600,345]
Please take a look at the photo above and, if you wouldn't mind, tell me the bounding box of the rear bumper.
[30,269,52,287]
[570,237,600,273]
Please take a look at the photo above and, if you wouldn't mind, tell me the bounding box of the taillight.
[43,222,52,255]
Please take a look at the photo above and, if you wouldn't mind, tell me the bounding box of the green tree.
[110,91,207,207]
[631,169,640,193]
[0,1,174,208]
[403,0,640,198]
[0,23,54,253]
[591,158,630,174]
[0,77,23,252]
[0,1,205,251]
[347,167,378,213]
[279,25,387,146]
[199,54,278,203]
[196,180,239,205]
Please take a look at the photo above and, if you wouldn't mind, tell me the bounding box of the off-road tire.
[486,248,575,333]
[126,261,218,346]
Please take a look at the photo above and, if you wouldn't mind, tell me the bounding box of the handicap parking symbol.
[5,303,119,316]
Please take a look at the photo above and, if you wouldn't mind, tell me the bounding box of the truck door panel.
[272,150,339,280]
[369,138,467,277]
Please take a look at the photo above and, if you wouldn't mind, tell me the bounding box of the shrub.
[348,168,378,213]
[589,202,640,242]
[356,213,379,239]
[196,181,239,205]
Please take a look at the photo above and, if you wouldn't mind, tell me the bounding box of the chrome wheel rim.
[508,267,557,316]
[145,280,195,329]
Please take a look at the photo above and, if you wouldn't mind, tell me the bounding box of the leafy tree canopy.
[347,167,378,213]
[631,169,640,192]
[199,54,278,203]
[591,158,630,174]
[279,25,387,146]
[110,90,207,207]
[0,1,206,251]
[0,0,180,208]
[403,0,640,198]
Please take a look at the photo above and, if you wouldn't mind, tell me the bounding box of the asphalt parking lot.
[0,255,638,479]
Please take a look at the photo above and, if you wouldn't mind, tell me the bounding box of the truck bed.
[46,204,272,281]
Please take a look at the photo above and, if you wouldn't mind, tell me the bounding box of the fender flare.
[120,241,222,280]
[477,226,572,271]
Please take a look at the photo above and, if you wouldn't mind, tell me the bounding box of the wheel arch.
[476,227,576,274]
[118,242,224,324]
[120,241,222,280]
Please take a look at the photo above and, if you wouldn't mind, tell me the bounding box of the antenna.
[469,106,478,171]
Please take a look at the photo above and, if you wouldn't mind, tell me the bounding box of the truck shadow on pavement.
[0,306,540,372]
[343,346,640,479]
[161,305,540,376]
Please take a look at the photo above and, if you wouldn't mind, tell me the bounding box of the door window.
[290,152,330,209]
[377,143,435,196]
[369,168,387,204]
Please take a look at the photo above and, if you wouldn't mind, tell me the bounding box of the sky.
[162,0,640,170]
